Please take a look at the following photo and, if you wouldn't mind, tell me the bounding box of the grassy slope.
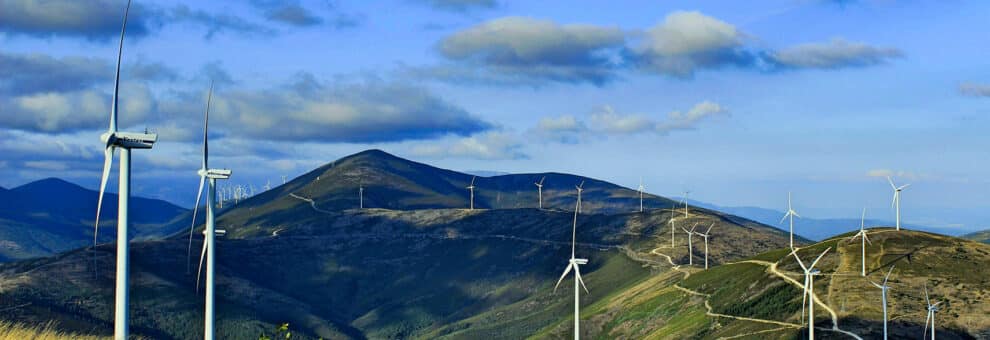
[571,229,990,339]
[961,229,990,244]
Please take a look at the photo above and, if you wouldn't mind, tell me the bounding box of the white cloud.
[589,105,656,134]
[629,11,753,77]
[24,160,69,171]
[769,38,902,69]
[410,131,527,160]
[658,100,728,132]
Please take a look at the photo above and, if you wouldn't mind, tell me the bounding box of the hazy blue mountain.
[962,229,990,244]
[0,178,190,261]
[687,200,962,241]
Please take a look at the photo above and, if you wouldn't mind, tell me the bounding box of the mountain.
[213,149,686,235]
[962,229,990,244]
[0,178,189,261]
[561,229,990,339]
[0,150,797,339]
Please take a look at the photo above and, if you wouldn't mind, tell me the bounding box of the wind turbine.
[282,175,287,184]
[681,223,698,266]
[187,83,231,340]
[682,190,690,217]
[848,208,872,276]
[791,247,831,340]
[576,181,585,214]
[535,176,545,209]
[779,192,801,249]
[466,176,476,210]
[359,184,364,209]
[264,180,271,191]
[695,223,714,269]
[92,1,157,338]
[554,195,589,340]
[869,265,896,340]
[668,218,676,248]
[887,176,911,231]
[923,283,942,340]
[637,178,645,213]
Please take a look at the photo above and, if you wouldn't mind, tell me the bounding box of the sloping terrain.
[962,229,990,244]
[569,229,990,339]
[0,203,792,339]
[0,178,189,261]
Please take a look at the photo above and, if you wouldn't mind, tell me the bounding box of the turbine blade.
[883,265,895,284]
[809,247,831,269]
[196,240,208,292]
[923,311,931,338]
[705,223,714,234]
[924,283,930,306]
[470,176,476,186]
[203,82,213,169]
[800,276,808,321]
[779,213,788,224]
[540,176,545,185]
[574,265,589,293]
[899,183,911,190]
[553,263,574,293]
[187,176,206,271]
[790,249,808,271]
[94,147,114,246]
[863,233,872,245]
[792,211,801,218]
[891,192,898,208]
[887,176,896,190]
[109,0,132,133]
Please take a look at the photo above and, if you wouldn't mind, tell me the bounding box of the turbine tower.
[92,2,158,338]
[554,197,589,340]
[466,176,476,210]
[923,283,942,340]
[359,185,364,209]
[681,223,698,266]
[791,247,831,340]
[869,265,896,340]
[695,223,714,269]
[780,192,801,249]
[187,84,231,340]
[576,181,585,214]
[637,178,644,213]
[848,208,872,276]
[887,176,911,231]
[535,176,545,209]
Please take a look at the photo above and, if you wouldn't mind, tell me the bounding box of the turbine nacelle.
[102,131,157,149]
[198,168,232,179]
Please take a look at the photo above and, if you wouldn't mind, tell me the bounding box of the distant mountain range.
[962,229,990,244]
[0,178,189,261]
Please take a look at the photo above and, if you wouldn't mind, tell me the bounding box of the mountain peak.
[13,177,88,194]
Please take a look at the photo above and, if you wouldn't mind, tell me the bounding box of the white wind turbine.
[91,1,157,338]
[682,190,690,217]
[694,223,714,269]
[466,176,476,210]
[535,176,545,209]
[576,181,585,214]
[848,208,872,276]
[681,223,698,266]
[668,218,676,248]
[923,283,942,340]
[791,247,831,340]
[780,192,801,249]
[637,178,644,213]
[187,84,231,340]
[359,184,364,209]
[264,180,271,191]
[887,176,911,231]
[870,265,896,340]
[554,192,589,340]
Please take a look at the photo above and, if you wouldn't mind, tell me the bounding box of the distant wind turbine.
[682,190,690,217]
[187,83,231,340]
[637,178,644,213]
[282,175,287,185]
[869,265,896,340]
[847,208,872,276]
[576,181,585,214]
[264,180,271,191]
[923,283,942,340]
[359,184,364,209]
[681,223,698,266]
[91,1,158,338]
[535,176,545,210]
[792,247,831,340]
[554,195,589,340]
[467,176,476,210]
[695,223,714,269]
[887,176,911,231]
[780,192,800,249]
[668,218,676,248]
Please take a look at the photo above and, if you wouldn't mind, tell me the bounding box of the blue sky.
[1,0,988,232]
